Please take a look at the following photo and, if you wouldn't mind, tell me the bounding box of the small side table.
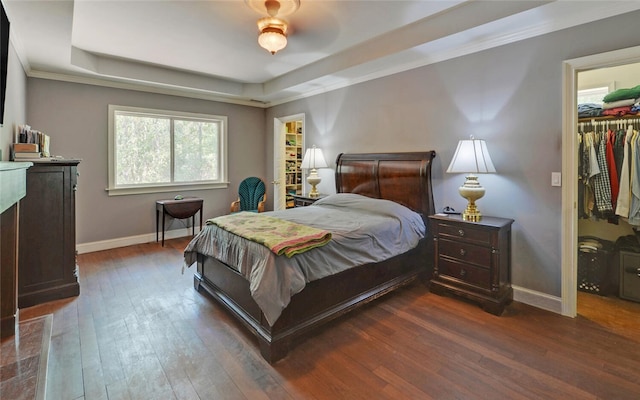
[156,197,203,246]
[291,194,326,207]
[428,214,514,315]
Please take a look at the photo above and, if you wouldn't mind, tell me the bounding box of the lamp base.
[462,201,482,222]
[459,174,485,222]
[307,169,321,198]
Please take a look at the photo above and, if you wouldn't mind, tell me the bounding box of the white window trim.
[107,105,228,196]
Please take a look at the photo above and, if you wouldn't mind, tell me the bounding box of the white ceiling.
[4,0,640,107]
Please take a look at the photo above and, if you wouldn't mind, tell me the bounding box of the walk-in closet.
[577,63,640,326]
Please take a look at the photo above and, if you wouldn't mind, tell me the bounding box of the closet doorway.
[576,64,640,323]
[562,46,640,327]
[272,114,305,210]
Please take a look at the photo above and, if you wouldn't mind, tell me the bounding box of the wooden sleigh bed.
[188,151,436,363]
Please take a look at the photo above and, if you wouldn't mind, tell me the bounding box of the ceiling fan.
[245,0,301,54]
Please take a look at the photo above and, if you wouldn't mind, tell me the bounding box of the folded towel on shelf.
[602,97,638,110]
[578,103,603,118]
[603,85,640,103]
[601,106,634,117]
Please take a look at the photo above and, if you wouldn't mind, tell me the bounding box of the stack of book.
[12,143,42,160]
[15,125,51,157]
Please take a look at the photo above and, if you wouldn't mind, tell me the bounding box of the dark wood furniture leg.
[162,208,166,246]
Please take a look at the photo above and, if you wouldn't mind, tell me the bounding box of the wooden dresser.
[429,214,514,315]
[18,160,80,308]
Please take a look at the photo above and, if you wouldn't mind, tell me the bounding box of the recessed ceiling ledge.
[70,46,247,98]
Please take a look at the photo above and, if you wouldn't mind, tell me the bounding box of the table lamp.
[446,137,496,222]
[301,145,328,197]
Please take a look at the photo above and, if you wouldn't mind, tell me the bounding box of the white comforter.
[183,193,426,326]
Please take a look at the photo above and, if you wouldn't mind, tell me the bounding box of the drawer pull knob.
[458,229,465,237]
[460,269,467,278]
[460,248,466,256]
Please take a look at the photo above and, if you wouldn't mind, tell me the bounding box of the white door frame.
[273,113,305,210]
[561,45,640,317]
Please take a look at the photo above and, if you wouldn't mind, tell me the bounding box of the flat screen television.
[1,1,9,126]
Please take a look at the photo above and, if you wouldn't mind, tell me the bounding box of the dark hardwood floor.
[15,237,640,400]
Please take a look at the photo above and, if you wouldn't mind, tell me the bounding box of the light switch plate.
[551,172,562,187]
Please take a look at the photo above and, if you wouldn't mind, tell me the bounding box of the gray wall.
[19,10,640,298]
[1,42,27,158]
[266,10,640,297]
[26,79,266,244]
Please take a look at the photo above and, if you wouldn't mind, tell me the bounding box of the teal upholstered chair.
[230,177,267,213]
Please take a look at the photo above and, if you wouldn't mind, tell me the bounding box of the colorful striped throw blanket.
[207,212,332,257]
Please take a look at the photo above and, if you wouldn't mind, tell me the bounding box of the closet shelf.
[578,114,640,123]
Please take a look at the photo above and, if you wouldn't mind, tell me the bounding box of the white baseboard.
[76,227,196,254]
[512,284,562,314]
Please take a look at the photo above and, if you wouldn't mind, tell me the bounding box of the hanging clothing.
[606,129,619,207]
[580,131,599,218]
[614,128,626,179]
[577,133,588,219]
[627,130,640,225]
[616,127,633,218]
[593,131,613,215]
[578,119,640,224]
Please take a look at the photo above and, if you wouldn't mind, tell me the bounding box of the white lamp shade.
[301,146,328,169]
[446,138,496,174]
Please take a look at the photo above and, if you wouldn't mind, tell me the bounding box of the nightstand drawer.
[438,258,491,289]
[437,222,491,246]
[438,238,491,267]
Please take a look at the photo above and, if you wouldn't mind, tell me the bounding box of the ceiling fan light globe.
[259,29,287,54]
[257,17,288,54]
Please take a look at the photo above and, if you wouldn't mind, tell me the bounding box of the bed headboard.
[335,151,436,218]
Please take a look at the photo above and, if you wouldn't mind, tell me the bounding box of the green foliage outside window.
[115,114,171,185]
[174,119,219,182]
[112,107,225,191]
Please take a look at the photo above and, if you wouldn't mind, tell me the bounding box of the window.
[577,86,610,105]
[108,105,228,196]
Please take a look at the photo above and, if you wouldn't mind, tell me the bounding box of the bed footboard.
[194,238,431,363]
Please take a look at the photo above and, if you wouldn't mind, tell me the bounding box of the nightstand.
[428,214,514,315]
[291,194,325,207]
